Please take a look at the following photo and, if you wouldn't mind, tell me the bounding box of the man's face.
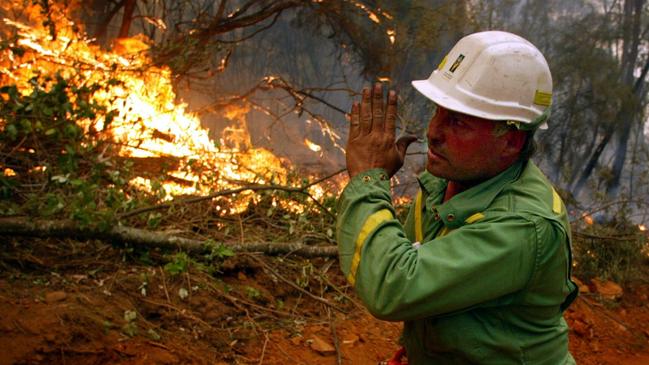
[426,105,515,183]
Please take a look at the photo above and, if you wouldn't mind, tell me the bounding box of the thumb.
[395,134,418,157]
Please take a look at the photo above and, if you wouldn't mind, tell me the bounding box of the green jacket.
[336,161,578,364]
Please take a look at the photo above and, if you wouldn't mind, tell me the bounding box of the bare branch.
[0,217,338,257]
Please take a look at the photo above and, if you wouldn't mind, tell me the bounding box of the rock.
[342,333,360,346]
[571,320,590,337]
[44,291,67,303]
[289,336,302,346]
[590,278,623,300]
[309,335,336,356]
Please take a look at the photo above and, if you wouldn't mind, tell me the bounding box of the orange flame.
[304,139,322,153]
[0,1,329,213]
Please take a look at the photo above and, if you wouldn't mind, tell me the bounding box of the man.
[336,31,578,364]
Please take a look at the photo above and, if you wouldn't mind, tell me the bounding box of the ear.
[501,130,527,159]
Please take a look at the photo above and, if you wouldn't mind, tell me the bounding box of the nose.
[427,107,445,144]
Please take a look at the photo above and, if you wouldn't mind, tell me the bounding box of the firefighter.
[337,31,578,364]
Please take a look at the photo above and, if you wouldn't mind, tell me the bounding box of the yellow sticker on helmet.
[534,90,552,106]
[437,55,447,70]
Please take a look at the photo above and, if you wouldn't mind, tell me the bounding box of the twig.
[159,267,171,303]
[184,272,192,301]
[145,340,171,351]
[577,198,649,220]
[573,230,640,242]
[327,306,342,365]
[139,297,212,328]
[238,214,245,245]
[118,168,345,220]
[317,272,364,311]
[245,254,346,313]
[579,296,633,332]
[199,275,303,319]
[258,331,269,365]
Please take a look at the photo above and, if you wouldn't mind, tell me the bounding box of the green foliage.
[244,286,261,300]
[163,252,191,276]
[163,243,235,277]
[204,240,235,262]
[0,73,134,227]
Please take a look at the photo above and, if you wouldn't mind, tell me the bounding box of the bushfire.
[0,2,334,213]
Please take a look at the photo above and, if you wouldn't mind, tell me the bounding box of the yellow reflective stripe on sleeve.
[465,212,485,224]
[552,188,562,214]
[415,190,423,242]
[347,209,394,286]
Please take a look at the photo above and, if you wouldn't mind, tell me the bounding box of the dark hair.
[518,131,536,162]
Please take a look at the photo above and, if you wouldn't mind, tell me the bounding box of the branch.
[217,11,282,44]
[268,77,349,115]
[196,0,303,44]
[118,168,345,220]
[572,230,641,242]
[244,253,346,313]
[0,217,338,257]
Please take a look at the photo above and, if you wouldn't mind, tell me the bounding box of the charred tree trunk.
[571,124,615,196]
[118,0,138,38]
[87,0,127,45]
[605,0,645,198]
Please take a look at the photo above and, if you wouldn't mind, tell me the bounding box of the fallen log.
[0,217,338,258]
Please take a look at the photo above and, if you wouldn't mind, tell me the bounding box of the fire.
[639,224,647,232]
[0,2,330,213]
[393,196,412,206]
[304,139,322,153]
[387,29,396,44]
[582,214,594,225]
[351,1,381,23]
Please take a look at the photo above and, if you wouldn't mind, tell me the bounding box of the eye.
[448,114,465,127]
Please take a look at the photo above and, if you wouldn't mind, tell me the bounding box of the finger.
[385,89,397,138]
[396,134,418,158]
[372,83,385,133]
[359,87,372,135]
[349,102,361,140]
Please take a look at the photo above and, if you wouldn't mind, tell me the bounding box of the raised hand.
[345,83,417,178]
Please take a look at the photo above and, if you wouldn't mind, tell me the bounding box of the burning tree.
[0,1,359,254]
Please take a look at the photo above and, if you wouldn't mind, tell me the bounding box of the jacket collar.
[416,161,525,228]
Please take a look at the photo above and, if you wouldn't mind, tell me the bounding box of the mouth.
[428,148,446,161]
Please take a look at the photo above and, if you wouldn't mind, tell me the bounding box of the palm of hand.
[346,84,416,178]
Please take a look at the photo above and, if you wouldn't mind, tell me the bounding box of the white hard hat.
[412,31,552,129]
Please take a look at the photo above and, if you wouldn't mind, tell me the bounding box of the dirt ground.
[0,237,648,365]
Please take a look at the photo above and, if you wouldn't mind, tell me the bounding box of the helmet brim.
[411,78,548,129]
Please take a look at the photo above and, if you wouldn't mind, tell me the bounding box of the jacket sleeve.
[336,169,539,321]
